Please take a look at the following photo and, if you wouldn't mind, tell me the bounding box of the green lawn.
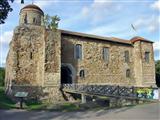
[0,87,16,109]
[26,101,48,110]
[0,87,80,110]
[0,86,47,110]
[0,86,137,111]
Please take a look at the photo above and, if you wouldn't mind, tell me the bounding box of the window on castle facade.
[126,69,130,78]
[24,14,27,24]
[33,18,36,24]
[124,50,129,63]
[145,51,150,63]
[75,44,82,60]
[79,70,85,78]
[103,47,109,62]
[30,52,33,59]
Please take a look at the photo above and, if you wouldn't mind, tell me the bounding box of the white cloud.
[153,40,160,60]
[153,40,160,51]
[15,0,57,8]
[15,0,21,4]
[0,31,12,67]
[0,31,13,44]
[81,0,121,24]
[84,23,127,37]
[134,15,159,33]
[151,0,160,10]
[0,59,6,67]
[34,0,58,8]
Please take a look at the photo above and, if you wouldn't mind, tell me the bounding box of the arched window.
[79,70,85,78]
[126,69,130,78]
[75,44,82,60]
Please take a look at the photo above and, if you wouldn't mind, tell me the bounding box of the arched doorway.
[61,66,72,84]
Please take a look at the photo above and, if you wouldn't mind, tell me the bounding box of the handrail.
[62,84,158,100]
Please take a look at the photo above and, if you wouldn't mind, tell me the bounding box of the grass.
[52,103,80,112]
[0,87,133,111]
[25,101,48,110]
[0,87,16,109]
[0,89,80,111]
[0,86,80,111]
[0,86,47,110]
[1,86,153,111]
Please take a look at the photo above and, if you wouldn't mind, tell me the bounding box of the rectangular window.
[145,51,150,63]
[30,52,33,59]
[103,47,109,62]
[126,69,131,78]
[124,50,129,63]
[75,44,82,60]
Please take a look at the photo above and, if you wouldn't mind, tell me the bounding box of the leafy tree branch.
[44,14,60,30]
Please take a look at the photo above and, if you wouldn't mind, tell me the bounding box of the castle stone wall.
[5,25,45,86]
[19,9,43,25]
[61,35,137,86]
[44,30,61,86]
[132,41,143,86]
[132,41,155,87]
[5,22,156,104]
[141,42,155,86]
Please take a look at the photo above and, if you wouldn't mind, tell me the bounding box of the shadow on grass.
[0,87,16,109]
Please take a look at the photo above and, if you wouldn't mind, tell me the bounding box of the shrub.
[0,67,5,86]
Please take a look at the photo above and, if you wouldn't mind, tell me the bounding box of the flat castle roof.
[60,29,153,45]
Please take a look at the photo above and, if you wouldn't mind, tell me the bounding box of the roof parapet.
[130,36,154,43]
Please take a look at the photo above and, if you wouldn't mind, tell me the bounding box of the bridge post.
[158,88,160,101]
[81,93,86,103]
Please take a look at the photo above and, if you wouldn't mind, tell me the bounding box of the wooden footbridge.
[62,84,158,101]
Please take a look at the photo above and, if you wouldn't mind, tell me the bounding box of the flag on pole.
[131,24,136,31]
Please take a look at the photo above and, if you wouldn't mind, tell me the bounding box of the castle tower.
[19,4,44,25]
[5,4,64,103]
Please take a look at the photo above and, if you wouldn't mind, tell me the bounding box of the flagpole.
[131,24,138,37]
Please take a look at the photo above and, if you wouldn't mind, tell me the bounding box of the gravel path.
[0,102,159,120]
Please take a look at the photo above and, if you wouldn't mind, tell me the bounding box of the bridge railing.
[62,84,159,100]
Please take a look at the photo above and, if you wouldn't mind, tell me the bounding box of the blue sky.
[0,0,160,67]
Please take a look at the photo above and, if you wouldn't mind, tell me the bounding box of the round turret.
[19,4,44,25]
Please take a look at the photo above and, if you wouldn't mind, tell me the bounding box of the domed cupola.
[19,4,44,26]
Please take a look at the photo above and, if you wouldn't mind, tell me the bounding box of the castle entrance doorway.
[61,66,72,84]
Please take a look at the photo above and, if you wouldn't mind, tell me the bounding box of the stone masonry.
[5,4,156,103]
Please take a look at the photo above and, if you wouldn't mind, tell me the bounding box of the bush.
[0,67,5,86]
[155,60,160,87]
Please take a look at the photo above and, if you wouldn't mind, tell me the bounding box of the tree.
[0,0,14,24]
[0,0,25,24]
[155,60,160,87]
[44,14,60,30]
[0,67,5,86]
[21,0,24,4]
[44,14,50,29]
[50,15,60,30]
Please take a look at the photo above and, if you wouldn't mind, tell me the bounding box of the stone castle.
[5,4,156,102]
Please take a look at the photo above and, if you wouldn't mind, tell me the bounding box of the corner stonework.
[5,24,66,103]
